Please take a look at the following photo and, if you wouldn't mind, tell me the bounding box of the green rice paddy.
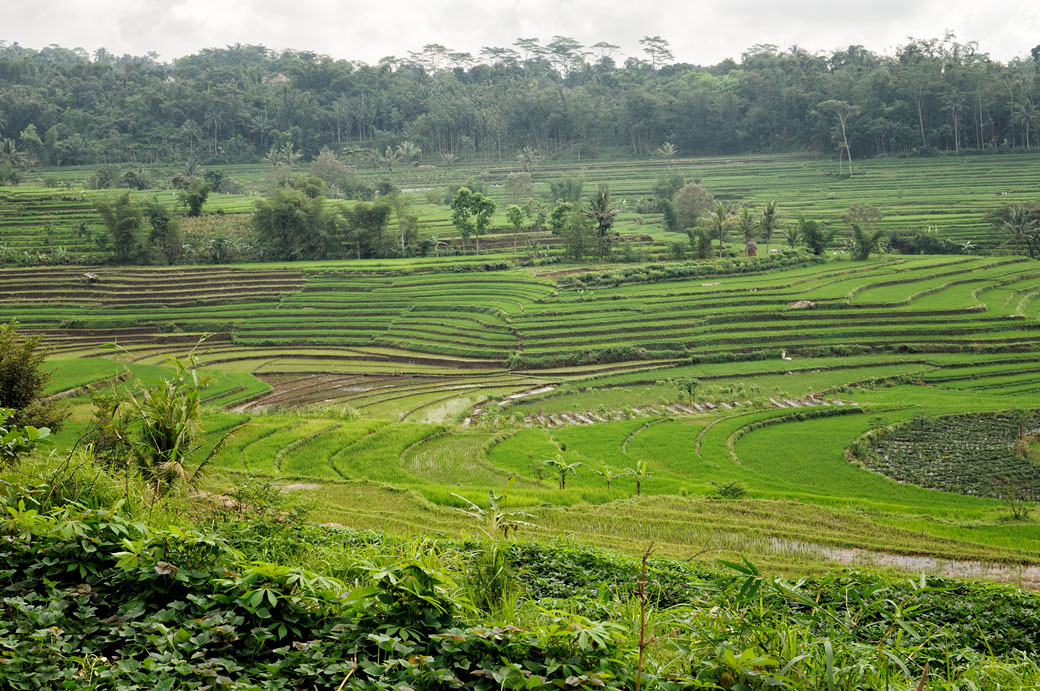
[7,247,1040,586]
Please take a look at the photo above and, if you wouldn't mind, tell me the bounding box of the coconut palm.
[1010,102,1040,150]
[0,138,26,169]
[737,205,757,256]
[583,184,624,259]
[264,142,303,171]
[378,145,400,172]
[1001,205,1035,255]
[850,222,885,260]
[395,140,421,164]
[702,201,735,258]
[759,200,780,254]
[203,108,225,155]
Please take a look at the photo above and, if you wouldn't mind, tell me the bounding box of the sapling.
[543,453,582,490]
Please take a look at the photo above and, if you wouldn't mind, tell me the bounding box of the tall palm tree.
[738,205,756,256]
[941,91,966,153]
[182,158,204,180]
[378,145,400,173]
[1011,102,1040,150]
[179,119,203,158]
[759,200,780,254]
[203,108,225,156]
[0,138,26,168]
[583,184,624,260]
[395,140,421,164]
[1002,205,1035,255]
[703,201,735,258]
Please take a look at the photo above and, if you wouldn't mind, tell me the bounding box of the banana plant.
[543,453,582,490]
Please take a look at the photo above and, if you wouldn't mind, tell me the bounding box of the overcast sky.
[4,1,1039,65]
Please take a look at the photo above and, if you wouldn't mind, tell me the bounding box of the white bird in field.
[781,350,793,361]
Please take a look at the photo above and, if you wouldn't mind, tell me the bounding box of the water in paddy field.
[766,537,1040,589]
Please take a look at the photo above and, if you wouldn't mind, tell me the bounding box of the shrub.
[0,321,66,430]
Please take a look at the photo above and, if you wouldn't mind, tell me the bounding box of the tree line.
[2,33,1040,173]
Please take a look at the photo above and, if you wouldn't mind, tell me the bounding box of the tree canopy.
[1,34,1038,167]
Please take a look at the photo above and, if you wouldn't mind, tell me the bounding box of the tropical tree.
[94,192,144,264]
[672,182,714,230]
[1010,102,1040,150]
[591,464,623,491]
[177,179,210,217]
[656,141,678,166]
[639,35,674,70]
[0,138,26,169]
[759,200,781,254]
[252,178,335,260]
[0,320,66,430]
[505,204,525,252]
[179,120,203,158]
[264,141,304,172]
[737,205,757,256]
[543,454,582,490]
[583,184,624,260]
[516,146,542,173]
[819,100,861,175]
[702,201,735,258]
[18,125,42,162]
[850,222,885,260]
[378,145,401,172]
[941,90,966,153]
[395,140,422,165]
[797,215,832,255]
[626,459,651,496]
[146,201,182,265]
[450,187,496,253]
[1000,205,1035,255]
[671,377,700,403]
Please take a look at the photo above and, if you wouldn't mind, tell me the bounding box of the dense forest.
[1,34,1040,167]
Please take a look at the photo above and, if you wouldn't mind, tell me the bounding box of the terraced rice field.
[6,152,1040,264]
[0,186,256,264]
[9,252,1040,581]
[307,151,1040,251]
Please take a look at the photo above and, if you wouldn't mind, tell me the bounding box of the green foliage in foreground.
[1,474,1039,690]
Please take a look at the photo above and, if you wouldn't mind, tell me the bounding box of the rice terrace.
[4,29,1040,690]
